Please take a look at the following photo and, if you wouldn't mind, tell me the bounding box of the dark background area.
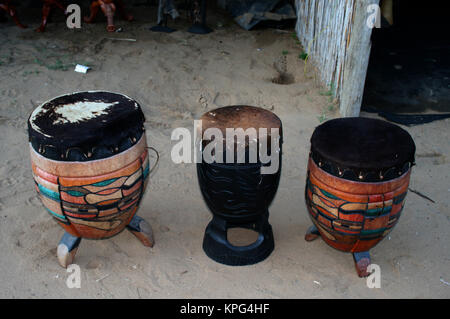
[363,0,450,113]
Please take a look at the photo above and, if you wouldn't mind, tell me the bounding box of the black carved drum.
[197,105,283,266]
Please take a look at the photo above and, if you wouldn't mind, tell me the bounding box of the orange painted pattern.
[31,144,149,240]
[305,158,411,253]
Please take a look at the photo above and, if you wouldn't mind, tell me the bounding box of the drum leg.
[353,251,371,278]
[57,232,81,268]
[126,215,154,247]
[305,224,320,242]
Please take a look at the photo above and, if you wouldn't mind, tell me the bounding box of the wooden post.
[339,0,379,117]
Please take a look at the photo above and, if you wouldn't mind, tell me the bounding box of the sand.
[0,7,449,298]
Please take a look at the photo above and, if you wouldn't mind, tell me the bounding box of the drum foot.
[305,224,320,242]
[202,213,274,266]
[353,251,371,278]
[126,215,154,247]
[57,232,81,268]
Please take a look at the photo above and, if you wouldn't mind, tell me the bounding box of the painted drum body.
[28,91,149,240]
[305,158,410,252]
[304,117,416,254]
[30,136,149,239]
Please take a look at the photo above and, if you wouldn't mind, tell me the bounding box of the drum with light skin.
[28,91,156,268]
[304,117,415,277]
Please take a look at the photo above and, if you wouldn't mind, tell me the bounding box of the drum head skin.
[28,91,145,161]
[200,105,282,134]
[198,105,283,160]
[310,117,416,181]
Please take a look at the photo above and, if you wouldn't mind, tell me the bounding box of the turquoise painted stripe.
[66,190,85,197]
[44,207,66,220]
[366,207,384,215]
[366,206,392,217]
[320,188,341,200]
[37,184,60,201]
[143,165,150,180]
[91,178,118,187]
[361,228,386,235]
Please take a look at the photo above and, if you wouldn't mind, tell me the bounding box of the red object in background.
[0,0,27,28]
[37,0,67,32]
[0,0,133,32]
[84,0,133,32]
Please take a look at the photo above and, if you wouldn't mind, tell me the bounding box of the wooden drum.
[304,117,415,277]
[28,91,156,267]
[197,106,283,266]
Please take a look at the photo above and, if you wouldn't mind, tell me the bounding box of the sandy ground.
[0,7,449,299]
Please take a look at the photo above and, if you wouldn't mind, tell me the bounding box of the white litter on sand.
[440,278,450,286]
[96,274,110,282]
[74,64,90,73]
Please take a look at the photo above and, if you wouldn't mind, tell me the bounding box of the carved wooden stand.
[84,0,133,32]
